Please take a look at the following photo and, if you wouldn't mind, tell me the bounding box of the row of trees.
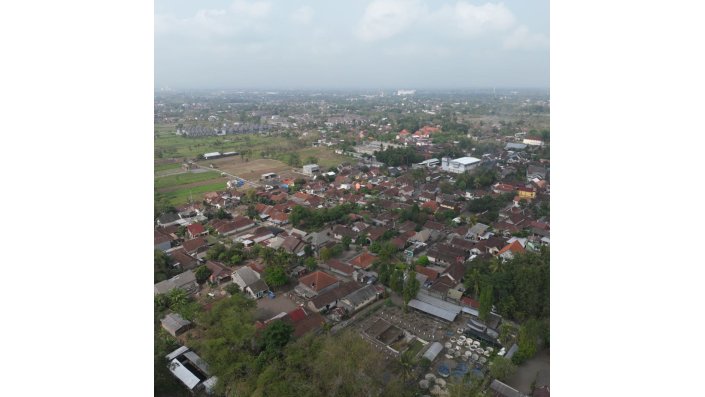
[373,146,424,166]
[288,203,357,229]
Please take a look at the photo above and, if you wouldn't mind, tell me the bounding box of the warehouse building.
[441,156,481,173]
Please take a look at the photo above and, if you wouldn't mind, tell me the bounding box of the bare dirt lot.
[254,294,299,321]
[197,157,299,183]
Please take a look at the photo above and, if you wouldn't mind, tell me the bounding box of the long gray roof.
[154,270,197,295]
[407,299,458,322]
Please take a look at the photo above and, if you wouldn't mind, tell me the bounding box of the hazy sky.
[155,0,549,90]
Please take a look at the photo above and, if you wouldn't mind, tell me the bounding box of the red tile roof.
[415,265,440,280]
[498,240,526,256]
[349,251,377,270]
[181,237,207,253]
[298,271,339,292]
[287,307,307,322]
[187,223,205,235]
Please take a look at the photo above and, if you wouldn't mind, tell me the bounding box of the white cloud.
[291,5,314,25]
[431,1,516,37]
[230,1,271,19]
[503,25,549,50]
[356,0,426,41]
[155,1,272,40]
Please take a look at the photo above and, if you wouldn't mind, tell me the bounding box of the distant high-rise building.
[397,89,416,96]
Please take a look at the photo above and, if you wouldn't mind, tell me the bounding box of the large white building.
[302,164,320,176]
[441,156,481,174]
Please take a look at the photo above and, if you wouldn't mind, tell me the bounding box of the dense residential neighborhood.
[154,90,549,397]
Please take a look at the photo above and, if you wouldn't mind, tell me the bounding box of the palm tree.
[398,351,416,382]
[466,268,481,298]
[489,257,502,274]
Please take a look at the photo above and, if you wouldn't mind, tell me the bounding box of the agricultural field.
[155,169,228,206]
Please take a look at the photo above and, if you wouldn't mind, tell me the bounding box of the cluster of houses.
[155,135,549,393]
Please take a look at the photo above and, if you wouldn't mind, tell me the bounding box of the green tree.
[416,255,430,267]
[390,268,404,294]
[304,257,317,272]
[479,284,493,321]
[264,265,288,288]
[154,249,174,283]
[195,265,212,284]
[342,235,352,250]
[402,274,420,306]
[319,247,332,261]
[398,350,416,382]
[489,356,517,381]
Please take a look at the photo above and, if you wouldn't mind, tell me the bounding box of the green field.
[295,147,348,169]
[159,182,227,206]
[155,171,222,190]
[154,162,183,173]
[155,129,301,160]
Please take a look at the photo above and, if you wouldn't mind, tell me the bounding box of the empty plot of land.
[198,158,292,182]
[255,295,299,321]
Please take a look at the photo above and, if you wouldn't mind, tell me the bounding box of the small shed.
[161,313,192,337]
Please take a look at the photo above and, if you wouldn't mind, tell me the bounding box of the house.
[465,223,490,240]
[332,225,357,241]
[168,249,199,271]
[157,212,181,227]
[280,235,305,255]
[339,284,381,313]
[154,270,199,296]
[498,240,526,260]
[348,251,377,270]
[155,229,174,251]
[181,237,208,255]
[308,281,362,312]
[205,261,232,284]
[416,266,440,282]
[325,259,354,277]
[233,266,269,299]
[517,186,536,199]
[297,271,340,297]
[366,226,388,243]
[526,164,548,181]
[186,223,207,239]
[161,313,192,337]
[282,308,326,338]
[522,136,544,146]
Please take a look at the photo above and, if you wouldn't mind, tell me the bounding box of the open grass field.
[155,170,223,190]
[159,181,227,206]
[295,146,348,169]
[154,162,183,173]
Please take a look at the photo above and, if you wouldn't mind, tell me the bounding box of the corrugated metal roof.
[407,299,458,322]
[168,359,201,390]
[184,351,210,376]
[422,342,443,361]
[415,292,463,314]
[165,346,189,361]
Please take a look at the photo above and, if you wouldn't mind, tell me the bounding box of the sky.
[155,0,549,90]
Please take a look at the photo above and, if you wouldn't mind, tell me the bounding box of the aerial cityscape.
[155,2,549,397]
